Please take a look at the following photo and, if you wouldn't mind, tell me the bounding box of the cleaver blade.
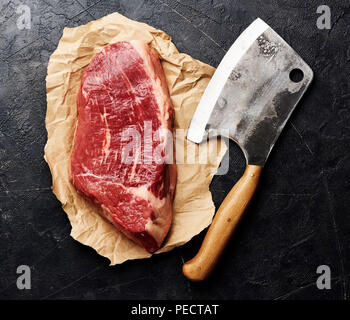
[187,18,313,166]
[183,18,313,282]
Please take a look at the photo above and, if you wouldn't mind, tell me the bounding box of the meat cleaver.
[183,18,313,281]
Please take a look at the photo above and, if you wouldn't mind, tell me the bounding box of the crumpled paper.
[44,12,227,265]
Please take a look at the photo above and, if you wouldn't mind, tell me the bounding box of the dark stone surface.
[0,0,349,300]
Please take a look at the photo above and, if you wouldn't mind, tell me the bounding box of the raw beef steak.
[70,41,176,253]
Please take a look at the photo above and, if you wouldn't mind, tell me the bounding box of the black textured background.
[0,0,349,300]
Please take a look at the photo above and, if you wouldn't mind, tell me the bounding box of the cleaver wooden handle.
[182,164,263,281]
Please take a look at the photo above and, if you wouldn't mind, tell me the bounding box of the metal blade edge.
[187,18,270,143]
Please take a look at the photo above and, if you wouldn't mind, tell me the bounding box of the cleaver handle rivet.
[183,165,263,282]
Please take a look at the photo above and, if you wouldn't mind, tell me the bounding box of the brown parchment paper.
[44,12,227,265]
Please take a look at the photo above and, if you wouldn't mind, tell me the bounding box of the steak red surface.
[70,41,176,253]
